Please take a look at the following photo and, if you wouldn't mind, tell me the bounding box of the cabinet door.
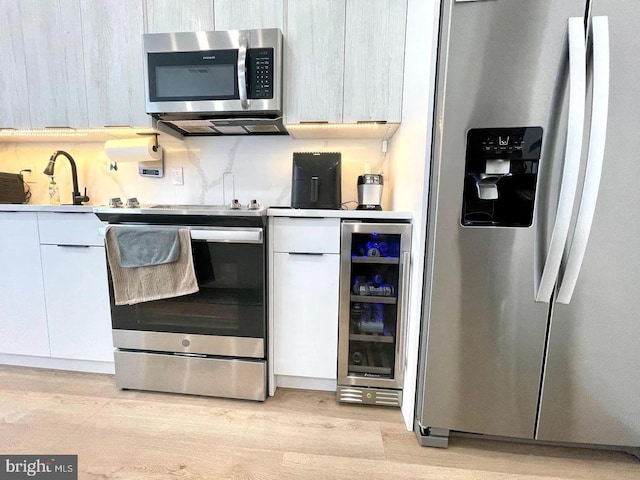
[343,0,406,123]
[214,0,283,31]
[284,0,345,124]
[273,252,339,379]
[40,245,113,362]
[146,0,214,33]
[0,213,49,356]
[0,1,31,128]
[80,0,149,127]
[21,0,89,128]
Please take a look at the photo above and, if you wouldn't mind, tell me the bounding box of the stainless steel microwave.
[143,28,285,136]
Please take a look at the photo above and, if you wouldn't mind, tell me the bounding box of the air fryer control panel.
[247,48,274,99]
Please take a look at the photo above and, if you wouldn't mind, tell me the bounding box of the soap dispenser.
[48,176,60,205]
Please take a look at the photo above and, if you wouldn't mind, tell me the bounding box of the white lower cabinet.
[0,211,113,371]
[37,212,113,363]
[273,252,340,379]
[271,216,341,387]
[0,212,49,357]
[40,244,113,362]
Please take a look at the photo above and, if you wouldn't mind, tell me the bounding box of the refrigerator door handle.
[536,17,587,303]
[556,16,610,305]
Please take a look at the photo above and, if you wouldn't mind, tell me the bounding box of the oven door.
[109,227,266,359]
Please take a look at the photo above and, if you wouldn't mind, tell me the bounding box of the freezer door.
[537,2,640,447]
[418,0,586,438]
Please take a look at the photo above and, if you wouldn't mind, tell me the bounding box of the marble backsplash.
[0,135,391,209]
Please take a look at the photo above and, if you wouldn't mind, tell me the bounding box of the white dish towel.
[105,226,199,305]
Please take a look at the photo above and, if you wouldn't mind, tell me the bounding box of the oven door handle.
[190,228,262,244]
[98,227,263,244]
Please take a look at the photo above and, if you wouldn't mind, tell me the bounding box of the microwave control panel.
[247,48,274,99]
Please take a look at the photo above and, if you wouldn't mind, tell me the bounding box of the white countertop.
[1,204,413,220]
[0,204,95,213]
[267,207,412,220]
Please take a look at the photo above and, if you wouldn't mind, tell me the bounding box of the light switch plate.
[171,167,184,186]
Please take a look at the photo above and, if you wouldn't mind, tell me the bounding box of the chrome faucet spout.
[43,150,90,205]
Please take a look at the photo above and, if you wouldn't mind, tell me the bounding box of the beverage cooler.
[337,221,412,407]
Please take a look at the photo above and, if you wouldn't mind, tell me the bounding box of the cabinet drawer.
[272,217,340,253]
[37,212,104,246]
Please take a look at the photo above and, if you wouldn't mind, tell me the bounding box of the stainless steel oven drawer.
[114,350,267,401]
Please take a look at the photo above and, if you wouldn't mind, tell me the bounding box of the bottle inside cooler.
[346,231,401,379]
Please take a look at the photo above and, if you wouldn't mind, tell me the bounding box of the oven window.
[110,240,265,338]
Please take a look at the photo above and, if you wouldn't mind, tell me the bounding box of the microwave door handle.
[238,36,249,110]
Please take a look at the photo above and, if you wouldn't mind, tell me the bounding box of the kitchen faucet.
[43,150,90,205]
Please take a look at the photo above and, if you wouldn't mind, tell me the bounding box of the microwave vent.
[156,116,288,137]
[245,125,281,133]
[213,126,248,135]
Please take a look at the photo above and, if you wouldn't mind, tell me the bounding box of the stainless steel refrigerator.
[415,0,640,453]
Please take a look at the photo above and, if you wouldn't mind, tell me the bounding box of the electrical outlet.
[171,166,184,186]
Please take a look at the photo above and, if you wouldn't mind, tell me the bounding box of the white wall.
[388,0,440,430]
[0,136,386,208]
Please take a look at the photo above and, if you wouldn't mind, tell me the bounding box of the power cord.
[19,169,32,204]
[341,200,358,210]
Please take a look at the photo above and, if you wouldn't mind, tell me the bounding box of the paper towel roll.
[104,137,162,163]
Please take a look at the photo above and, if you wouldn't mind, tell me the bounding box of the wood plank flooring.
[0,365,638,479]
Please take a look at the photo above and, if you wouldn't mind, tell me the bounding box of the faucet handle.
[74,187,90,205]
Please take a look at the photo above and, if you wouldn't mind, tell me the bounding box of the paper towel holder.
[136,132,164,178]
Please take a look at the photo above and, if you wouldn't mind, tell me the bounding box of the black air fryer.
[0,172,27,204]
[291,152,341,209]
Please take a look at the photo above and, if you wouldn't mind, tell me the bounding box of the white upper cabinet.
[214,0,284,31]
[285,0,346,124]
[80,0,149,127]
[284,0,407,132]
[21,0,89,128]
[0,1,31,129]
[0,0,406,132]
[146,0,215,33]
[343,0,407,123]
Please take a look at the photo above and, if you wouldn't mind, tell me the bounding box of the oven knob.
[126,197,140,208]
[248,199,260,210]
[182,339,190,347]
[109,197,123,208]
[230,199,241,210]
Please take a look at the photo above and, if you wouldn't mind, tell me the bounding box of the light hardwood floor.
[0,365,638,479]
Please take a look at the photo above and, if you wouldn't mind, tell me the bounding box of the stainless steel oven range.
[94,203,267,401]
